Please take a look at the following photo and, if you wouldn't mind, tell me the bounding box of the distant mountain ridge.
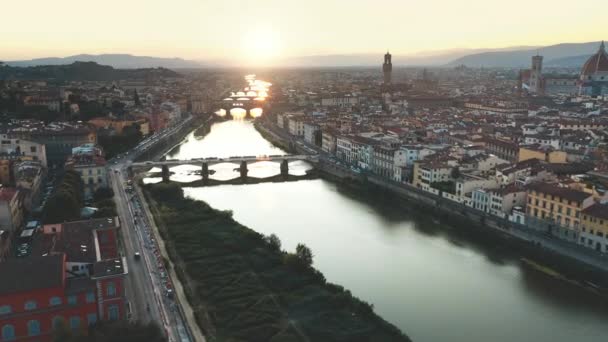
[2,41,605,69]
[447,41,605,68]
[276,46,542,67]
[5,54,202,69]
[0,61,181,81]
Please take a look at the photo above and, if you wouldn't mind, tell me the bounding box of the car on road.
[134,252,141,260]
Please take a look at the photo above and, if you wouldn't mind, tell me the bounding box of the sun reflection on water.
[218,75,271,119]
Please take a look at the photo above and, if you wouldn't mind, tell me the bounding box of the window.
[24,300,37,310]
[2,324,15,341]
[27,320,40,336]
[30,146,37,153]
[49,296,62,306]
[0,305,11,315]
[106,282,116,297]
[86,292,95,303]
[68,295,77,305]
[87,313,97,326]
[69,316,80,330]
[108,305,119,320]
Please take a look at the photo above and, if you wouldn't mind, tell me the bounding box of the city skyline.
[2,0,607,65]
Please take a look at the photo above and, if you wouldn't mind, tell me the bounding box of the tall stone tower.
[530,54,544,94]
[383,51,392,85]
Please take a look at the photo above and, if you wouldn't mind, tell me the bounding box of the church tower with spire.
[383,51,392,85]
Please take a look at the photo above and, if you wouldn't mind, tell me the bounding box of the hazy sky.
[2,0,606,64]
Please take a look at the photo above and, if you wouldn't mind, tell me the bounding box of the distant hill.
[0,61,182,81]
[447,41,605,67]
[545,54,592,68]
[277,46,541,67]
[5,54,202,69]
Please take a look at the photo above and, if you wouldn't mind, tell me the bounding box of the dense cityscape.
[1,2,608,341]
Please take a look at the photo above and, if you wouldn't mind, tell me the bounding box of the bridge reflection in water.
[215,75,270,119]
[136,155,318,186]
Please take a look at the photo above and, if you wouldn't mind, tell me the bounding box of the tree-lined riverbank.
[143,182,411,342]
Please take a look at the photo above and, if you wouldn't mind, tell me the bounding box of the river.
[149,119,608,342]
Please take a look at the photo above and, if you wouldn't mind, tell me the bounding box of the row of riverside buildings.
[268,46,608,255]
[274,96,608,256]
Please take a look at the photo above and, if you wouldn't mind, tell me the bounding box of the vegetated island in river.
[144,182,411,342]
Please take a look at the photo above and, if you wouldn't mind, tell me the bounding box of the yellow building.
[518,145,566,164]
[519,145,567,163]
[580,203,608,253]
[526,183,594,233]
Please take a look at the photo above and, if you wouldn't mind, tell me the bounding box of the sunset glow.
[1,0,605,63]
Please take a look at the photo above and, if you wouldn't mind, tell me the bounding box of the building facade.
[0,216,127,342]
[578,41,608,96]
[526,183,594,240]
[580,203,608,252]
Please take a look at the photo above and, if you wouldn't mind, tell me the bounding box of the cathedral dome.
[581,41,608,76]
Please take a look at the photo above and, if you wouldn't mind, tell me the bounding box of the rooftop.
[582,202,608,220]
[0,254,64,295]
[526,182,591,203]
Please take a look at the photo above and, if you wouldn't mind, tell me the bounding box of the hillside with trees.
[0,61,181,81]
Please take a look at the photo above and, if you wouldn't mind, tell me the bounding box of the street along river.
[147,119,608,342]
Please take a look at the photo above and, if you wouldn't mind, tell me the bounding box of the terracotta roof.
[526,182,591,203]
[581,41,608,76]
[582,203,608,220]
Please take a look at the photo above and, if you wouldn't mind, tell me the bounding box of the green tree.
[93,187,114,201]
[43,170,84,223]
[295,243,314,268]
[44,191,80,223]
[264,233,282,252]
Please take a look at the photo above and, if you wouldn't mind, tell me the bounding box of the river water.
[151,119,608,342]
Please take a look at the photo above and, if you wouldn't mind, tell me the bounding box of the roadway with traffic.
[108,116,199,342]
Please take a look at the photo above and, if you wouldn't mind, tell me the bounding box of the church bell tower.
[383,51,392,85]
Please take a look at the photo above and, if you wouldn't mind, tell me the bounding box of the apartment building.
[526,183,594,237]
[580,203,608,252]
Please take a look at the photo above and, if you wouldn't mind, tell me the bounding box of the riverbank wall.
[256,121,608,276]
[134,114,214,163]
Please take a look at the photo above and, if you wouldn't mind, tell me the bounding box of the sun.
[242,27,282,64]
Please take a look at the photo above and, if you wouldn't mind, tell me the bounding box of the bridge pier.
[201,162,209,185]
[280,160,289,178]
[239,161,248,182]
[161,165,170,182]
